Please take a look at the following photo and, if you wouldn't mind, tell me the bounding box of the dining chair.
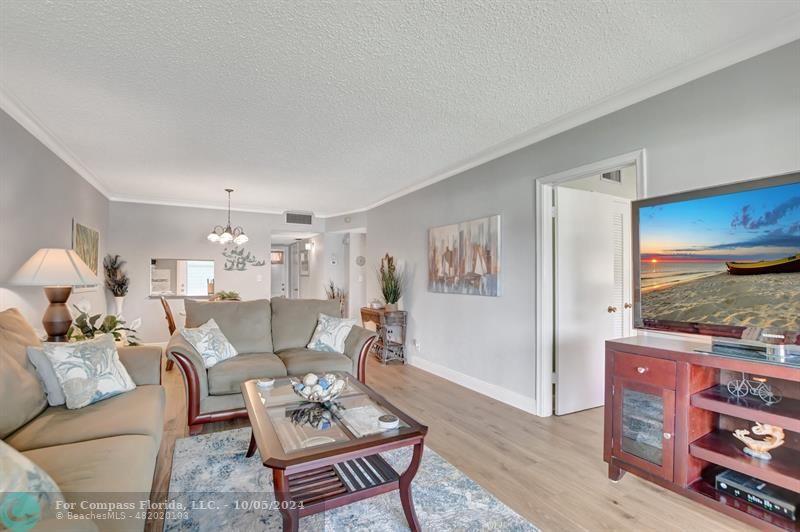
[160,296,176,371]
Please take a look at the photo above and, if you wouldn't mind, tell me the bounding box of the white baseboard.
[407,356,537,415]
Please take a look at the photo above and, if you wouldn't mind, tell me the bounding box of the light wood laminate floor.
[147,356,752,532]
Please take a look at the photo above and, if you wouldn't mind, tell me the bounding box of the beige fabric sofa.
[166,298,376,434]
[0,308,165,532]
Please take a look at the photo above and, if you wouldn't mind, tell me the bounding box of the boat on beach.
[726,253,800,275]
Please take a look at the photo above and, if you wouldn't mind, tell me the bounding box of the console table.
[360,307,407,364]
[604,335,800,530]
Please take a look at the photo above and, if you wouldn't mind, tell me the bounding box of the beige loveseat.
[166,298,376,434]
[0,308,165,532]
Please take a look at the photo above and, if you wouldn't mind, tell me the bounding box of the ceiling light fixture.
[207,188,248,245]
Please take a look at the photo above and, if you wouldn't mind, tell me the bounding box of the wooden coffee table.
[241,375,428,532]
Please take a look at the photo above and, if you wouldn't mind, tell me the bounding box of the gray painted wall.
[365,41,800,409]
[109,201,325,342]
[347,233,367,319]
[0,109,109,331]
[299,233,348,301]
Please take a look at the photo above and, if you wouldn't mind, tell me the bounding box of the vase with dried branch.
[325,280,347,317]
[103,254,129,316]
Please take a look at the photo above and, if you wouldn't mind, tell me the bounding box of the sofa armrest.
[34,518,99,531]
[166,332,210,425]
[343,325,376,383]
[118,345,162,385]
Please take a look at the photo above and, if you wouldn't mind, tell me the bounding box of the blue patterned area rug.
[165,428,536,531]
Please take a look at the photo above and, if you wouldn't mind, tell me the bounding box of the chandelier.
[207,188,248,245]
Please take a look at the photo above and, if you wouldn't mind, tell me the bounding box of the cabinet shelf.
[689,431,800,493]
[606,337,800,531]
[688,479,799,531]
[691,385,800,432]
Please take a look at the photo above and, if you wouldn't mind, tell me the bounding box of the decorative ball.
[311,384,323,394]
[319,378,330,390]
[302,373,318,387]
[293,383,304,393]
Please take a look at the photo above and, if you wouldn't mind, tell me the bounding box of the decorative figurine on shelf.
[726,372,783,405]
[732,423,785,460]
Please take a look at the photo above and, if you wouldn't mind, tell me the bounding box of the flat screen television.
[632,172,800,346]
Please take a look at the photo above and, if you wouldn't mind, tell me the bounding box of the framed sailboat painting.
[427,215,500,296]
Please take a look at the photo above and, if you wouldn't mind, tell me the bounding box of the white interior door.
[270,248,288,298]
[555,187,631,415]
[288,243,301,298]
[175,260,188,296]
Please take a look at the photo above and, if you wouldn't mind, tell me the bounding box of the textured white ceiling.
[1,1,799,216]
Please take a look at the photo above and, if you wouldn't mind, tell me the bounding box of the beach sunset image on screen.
[639,180,800,332]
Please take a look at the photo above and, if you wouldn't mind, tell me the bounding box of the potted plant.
[68,306,141,346]
[103,254,129,316]
[378,254,403,311]
[215,290,241,301]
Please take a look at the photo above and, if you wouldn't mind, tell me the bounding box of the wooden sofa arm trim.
[357,335,377,383]
[172,350,250,430]
[170,350,203,425]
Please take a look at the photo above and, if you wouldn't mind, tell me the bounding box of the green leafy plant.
[378,254,403,305]
[68,306,140,345]
[103,254,129,297]
[216,290,241,301]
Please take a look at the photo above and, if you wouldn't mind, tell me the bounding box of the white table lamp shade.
[10,248,98,287]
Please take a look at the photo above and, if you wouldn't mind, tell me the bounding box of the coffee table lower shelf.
[288,454,400,512]
[269,442,424,532]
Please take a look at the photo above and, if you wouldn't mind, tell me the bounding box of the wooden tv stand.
[604,335,800,530]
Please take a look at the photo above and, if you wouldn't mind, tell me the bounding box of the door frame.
[533,149,647,417]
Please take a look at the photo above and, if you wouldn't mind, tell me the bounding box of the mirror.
[150,259,215,297]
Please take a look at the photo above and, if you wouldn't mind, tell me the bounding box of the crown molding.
[321,15,800,218]
[0,85,112,199]
[107,195,287,216]
[2,13,798,220]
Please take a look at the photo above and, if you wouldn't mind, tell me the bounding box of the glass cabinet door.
[612,378,675,481]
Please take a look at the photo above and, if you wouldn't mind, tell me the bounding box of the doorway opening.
[534,150,647,417]
[323,229,368,318]
[270,231,318,299]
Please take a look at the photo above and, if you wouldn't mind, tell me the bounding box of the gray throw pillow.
[42,335,135,410]
[27,346,66,407]
[307,313,357,353]
[180,318,238,368]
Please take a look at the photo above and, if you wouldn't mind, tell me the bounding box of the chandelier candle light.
[207,188,249,245]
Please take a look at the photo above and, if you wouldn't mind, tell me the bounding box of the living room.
[1,2,799,531]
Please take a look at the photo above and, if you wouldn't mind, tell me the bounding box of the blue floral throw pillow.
[42,335,135,410]
[307,313,357,353]
[180,318,238,368]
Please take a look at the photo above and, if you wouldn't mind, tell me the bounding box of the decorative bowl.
[290,373,346,403]
[256,378,275,389]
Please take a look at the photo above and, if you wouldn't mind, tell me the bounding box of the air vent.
[285,212,313,225]
[601,170,622,183]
